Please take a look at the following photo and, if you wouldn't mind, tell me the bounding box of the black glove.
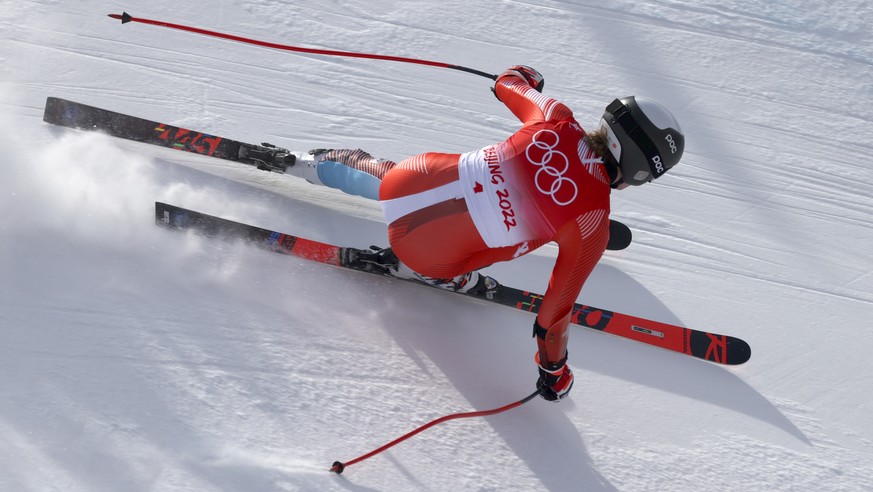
[493,65,545,100]
[535,351,574,402]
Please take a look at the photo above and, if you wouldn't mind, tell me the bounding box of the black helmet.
[598,96,684,186]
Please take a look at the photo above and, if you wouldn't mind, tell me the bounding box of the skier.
[288,65,684,401]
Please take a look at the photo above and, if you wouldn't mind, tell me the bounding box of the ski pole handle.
[108,12,497,80]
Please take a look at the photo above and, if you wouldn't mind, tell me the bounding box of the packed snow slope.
[2,1,872,491]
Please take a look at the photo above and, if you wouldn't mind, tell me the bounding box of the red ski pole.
[330,389,540,474]
[107,12,497,80]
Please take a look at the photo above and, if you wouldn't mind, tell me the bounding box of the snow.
[2,1,872,490]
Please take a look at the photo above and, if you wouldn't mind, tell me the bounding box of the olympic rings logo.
[525,129,578,206]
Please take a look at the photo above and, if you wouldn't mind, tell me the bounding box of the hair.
[585,127,611,161]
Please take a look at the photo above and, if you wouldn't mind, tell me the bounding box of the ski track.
[2,1,873,491]
[575,0,873,67]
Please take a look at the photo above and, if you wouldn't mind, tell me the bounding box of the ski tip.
[728,337,752,365]
[606,219,632,251]
[107,12,133,24]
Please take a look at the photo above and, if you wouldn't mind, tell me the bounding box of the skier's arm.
[493,67,573,125]
[534,210,610,367]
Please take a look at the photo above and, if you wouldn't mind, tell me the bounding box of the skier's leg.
[288,149,396,200]
[377,151,539,293]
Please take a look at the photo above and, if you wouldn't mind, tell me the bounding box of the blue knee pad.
[317,160,381,200]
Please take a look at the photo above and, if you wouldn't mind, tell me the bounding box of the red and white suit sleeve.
[536,211,609,364]
[493,74,574,125]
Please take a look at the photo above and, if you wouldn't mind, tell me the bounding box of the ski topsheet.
[42,96,294,172]
[155,202,751,365]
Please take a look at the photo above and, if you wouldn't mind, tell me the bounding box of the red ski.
[155,202,751,365]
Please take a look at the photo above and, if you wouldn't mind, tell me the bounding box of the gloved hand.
[496,65,545,92]
[535,351,574,402]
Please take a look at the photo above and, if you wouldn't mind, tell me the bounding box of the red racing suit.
[379,74,612,366]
